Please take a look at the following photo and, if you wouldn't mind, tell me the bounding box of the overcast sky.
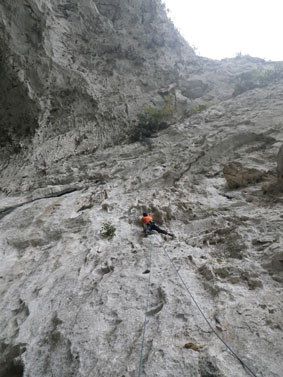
[163,0,283,61]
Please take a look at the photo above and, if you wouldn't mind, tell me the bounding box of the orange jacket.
[141,216,152,225]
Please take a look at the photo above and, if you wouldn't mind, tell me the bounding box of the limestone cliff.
[0,1,283,377]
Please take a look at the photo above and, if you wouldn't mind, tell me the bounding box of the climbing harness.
[161,244,259,377]
[137,243,153,377]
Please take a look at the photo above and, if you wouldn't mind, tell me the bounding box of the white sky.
[163,0,283,61]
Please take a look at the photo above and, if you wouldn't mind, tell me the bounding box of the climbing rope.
[137,243,153,377]
[162,244,259,377]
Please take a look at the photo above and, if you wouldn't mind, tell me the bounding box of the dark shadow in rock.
[100,263,114,275]
[199,357,223,377]
[0,46,39,149]
[147,303,164,316]
[0,343,26,377]
[142,269,150,274]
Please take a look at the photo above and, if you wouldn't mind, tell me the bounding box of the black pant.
[145,222,168,235]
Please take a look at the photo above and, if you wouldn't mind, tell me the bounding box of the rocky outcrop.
[1,0,282,189]
[0,0,195,152]
[1,1,283,377]
[223,161,268,189]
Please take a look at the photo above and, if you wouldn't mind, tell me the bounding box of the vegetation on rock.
[233,63,283,96]
[130,95,173,142]
[186,103,208,117]
[100,222,116,239]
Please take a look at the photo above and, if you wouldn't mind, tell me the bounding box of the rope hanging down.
[162,245,259,377]
[137,244,153,377]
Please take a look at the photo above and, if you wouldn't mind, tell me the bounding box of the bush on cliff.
[233,64,283,96]
[130,96,173,142]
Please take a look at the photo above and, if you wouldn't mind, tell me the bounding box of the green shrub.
[130,96,173,142]
[233,64,283,96]
[100,222,116,239]
[187,104,208,117]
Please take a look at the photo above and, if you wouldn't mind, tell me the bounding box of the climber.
[141,213,174,238]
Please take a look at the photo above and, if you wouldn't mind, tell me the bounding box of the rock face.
[223,162,268,189]
[1,1,283,377]
[277,144,283,187]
